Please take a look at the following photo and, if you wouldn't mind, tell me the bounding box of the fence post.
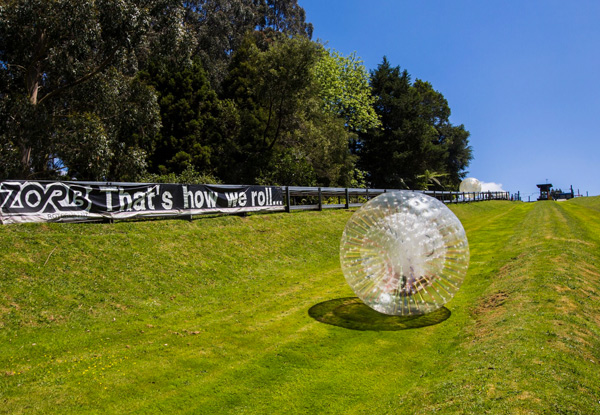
[285,186,291,213]
[345,188,350,209]
[318,187,322,211]
[188,188,193,221]
[365,187,369,202]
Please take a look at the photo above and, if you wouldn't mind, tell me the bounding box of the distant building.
[552,185,575,200]
[536,183,552,201]
[536,183,575,201]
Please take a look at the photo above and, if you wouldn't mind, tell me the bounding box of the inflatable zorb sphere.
[459,177,481,193]
[340,191,469,316]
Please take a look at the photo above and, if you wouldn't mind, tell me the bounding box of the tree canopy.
[313,49,380,132]
[0,1,472,189]
[0,0,178,180]
[359,58,472,189]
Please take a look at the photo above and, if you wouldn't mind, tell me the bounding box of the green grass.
[1,198,599,414]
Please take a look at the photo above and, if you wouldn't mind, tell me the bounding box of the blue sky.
[300,0,600,199]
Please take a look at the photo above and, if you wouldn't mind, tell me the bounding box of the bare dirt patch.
[496,253,529,279]
[472,291,509,316]
[556,296,577,314]
[575,263,600,280]
[554,284,571,293]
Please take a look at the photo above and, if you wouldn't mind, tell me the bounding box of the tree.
[359,58,413,188]
[58,69,162,181]
[0,0,180,180]
[258,0,313,38]
[359,57,472,189]
[438,123,472,187]
[139,57,237,177]
[416,169,448,190]
[221,34,363,186]
[313,48,380,132]
[221,35,319,184]
[0,0,324,183]
[183,0,312,89]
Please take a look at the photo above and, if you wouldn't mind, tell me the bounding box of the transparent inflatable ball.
[459,177,481,193]
[340,191,469,316]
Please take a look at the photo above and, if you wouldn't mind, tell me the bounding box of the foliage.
[415,169,448,190]
[222,35,357,186]
[139,57,233,177]
[54,112,113,180]
[183,0,313,89]
[313,48,380,132]
[349,168,368,188]
[359,57,472,189]
[0,1,471,187]
[0,0,177,180]
[2,199,600,413]
[139,164,221,184]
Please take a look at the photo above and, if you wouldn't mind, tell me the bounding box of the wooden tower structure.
[536,183,552,201]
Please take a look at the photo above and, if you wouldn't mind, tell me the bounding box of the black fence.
[0,179,510,224]
[284,186,510,212]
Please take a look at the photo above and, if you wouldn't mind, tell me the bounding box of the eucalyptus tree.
[182,0,313,89]
[0,0,182,180]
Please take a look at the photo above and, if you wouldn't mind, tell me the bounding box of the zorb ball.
[459,177,481,193]
[340,191,469,316]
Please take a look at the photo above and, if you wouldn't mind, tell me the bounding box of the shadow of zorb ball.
[340,191,469,316]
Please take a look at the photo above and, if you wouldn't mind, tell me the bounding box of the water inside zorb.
[340,191,469,315]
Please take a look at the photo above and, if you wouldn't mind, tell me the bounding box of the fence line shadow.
[308,297,451,331]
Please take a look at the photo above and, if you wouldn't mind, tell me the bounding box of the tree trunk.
[20,30,47,177]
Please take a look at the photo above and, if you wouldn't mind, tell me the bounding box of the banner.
[0,181,284,224]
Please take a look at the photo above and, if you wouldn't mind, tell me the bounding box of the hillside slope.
[1,199,599,414]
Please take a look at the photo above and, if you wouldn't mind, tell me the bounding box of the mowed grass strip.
[1,198,599,414]
[407,200,600,414]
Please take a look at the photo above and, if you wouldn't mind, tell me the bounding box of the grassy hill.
[1,198,599,414]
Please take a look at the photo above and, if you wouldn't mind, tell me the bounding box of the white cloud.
[480,181,505,192]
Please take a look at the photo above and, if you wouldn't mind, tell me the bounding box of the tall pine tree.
[359,58,472,190]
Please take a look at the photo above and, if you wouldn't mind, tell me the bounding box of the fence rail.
[0,179,511,224]
[284,186,510,212]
